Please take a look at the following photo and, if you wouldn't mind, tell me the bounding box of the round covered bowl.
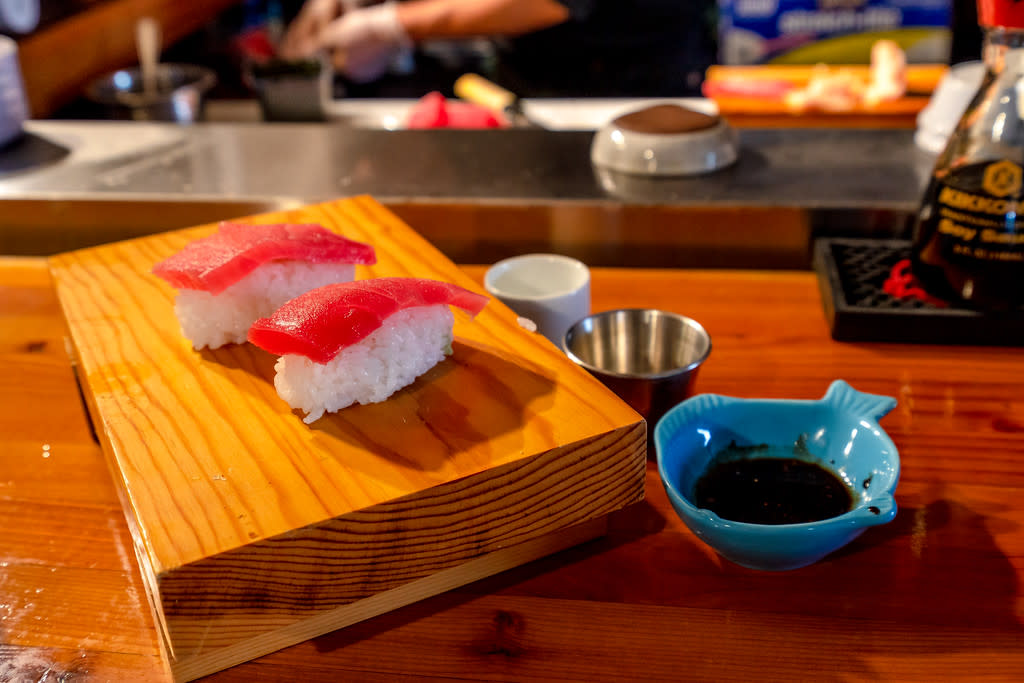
[590,103,739,176]
[654,380,900,571]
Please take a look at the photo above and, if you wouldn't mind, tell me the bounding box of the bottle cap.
[978,0,1024,29]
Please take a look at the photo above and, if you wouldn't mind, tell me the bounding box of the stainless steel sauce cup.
[85,63,217,123]
[563,308,711,435]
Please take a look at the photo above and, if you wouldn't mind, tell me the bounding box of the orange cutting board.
[704,63,947,116]
[48,196,646,681]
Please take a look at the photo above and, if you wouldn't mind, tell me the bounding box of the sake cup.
[484,253,591,345]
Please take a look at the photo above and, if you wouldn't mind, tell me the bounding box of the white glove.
[318,2,412,83]
[279,0,342,59]
[279,0,379,59]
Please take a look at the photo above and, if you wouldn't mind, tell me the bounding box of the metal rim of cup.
[562,308,712,381]
[484,253,590,301]
[86,63,217,107]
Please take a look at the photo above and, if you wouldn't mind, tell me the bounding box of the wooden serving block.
[48,196,646,681]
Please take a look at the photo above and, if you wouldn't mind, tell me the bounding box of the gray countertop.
[0,120,940,266]
[2,121,937,208]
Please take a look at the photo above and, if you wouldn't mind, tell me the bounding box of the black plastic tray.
[812,238,1024,345]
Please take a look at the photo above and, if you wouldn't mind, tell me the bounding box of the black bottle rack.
[812,238,1024,346]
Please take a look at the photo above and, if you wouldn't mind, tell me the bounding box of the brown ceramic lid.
[612,104,720,135]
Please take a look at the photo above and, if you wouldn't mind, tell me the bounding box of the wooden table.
[3,257,1023,681]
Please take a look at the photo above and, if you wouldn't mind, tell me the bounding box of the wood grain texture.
[45,198,645,679]
[4,259,1024,681]
[387,203,812,270]
[0,257,168,682]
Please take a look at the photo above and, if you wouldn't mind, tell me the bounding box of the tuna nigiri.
[248,277,489,422]
[152,221,376,350]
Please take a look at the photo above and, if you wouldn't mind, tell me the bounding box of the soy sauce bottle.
[911,0,1024,310]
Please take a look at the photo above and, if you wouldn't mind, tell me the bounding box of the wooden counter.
[2,257,1023,681]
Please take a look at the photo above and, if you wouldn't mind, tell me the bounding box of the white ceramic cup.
[484,253,591,346]
[0,35,28,147]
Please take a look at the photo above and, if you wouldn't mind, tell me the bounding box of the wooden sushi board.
[47,196,647,681]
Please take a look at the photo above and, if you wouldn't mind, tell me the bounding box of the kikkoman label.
[915,160,1024,265]
[982,159,1023,197]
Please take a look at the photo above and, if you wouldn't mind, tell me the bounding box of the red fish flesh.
[248,277,489,363]
[152,222,377,294]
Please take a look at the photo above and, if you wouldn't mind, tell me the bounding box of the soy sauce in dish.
[694,444,854,525]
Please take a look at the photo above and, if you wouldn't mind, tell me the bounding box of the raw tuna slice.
[153,221,376,350]
[248,277,490,422]
[406,91,507,129]
[153,221,376,295]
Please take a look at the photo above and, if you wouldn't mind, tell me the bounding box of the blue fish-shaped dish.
[654,380,900,571]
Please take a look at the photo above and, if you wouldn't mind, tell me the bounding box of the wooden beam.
[18,0,240,118]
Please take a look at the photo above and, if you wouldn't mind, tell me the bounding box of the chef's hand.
[317,2,412,83]
[279,0,377,60]
[279,0,340,59]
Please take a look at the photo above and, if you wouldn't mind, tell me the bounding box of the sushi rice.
[274,305,455,423]
[175,262,356,350]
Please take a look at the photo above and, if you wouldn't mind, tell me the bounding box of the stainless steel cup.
[85,63,217,123]
[563,308,711,432]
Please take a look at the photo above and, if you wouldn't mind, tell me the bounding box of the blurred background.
[0,0,985,122]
